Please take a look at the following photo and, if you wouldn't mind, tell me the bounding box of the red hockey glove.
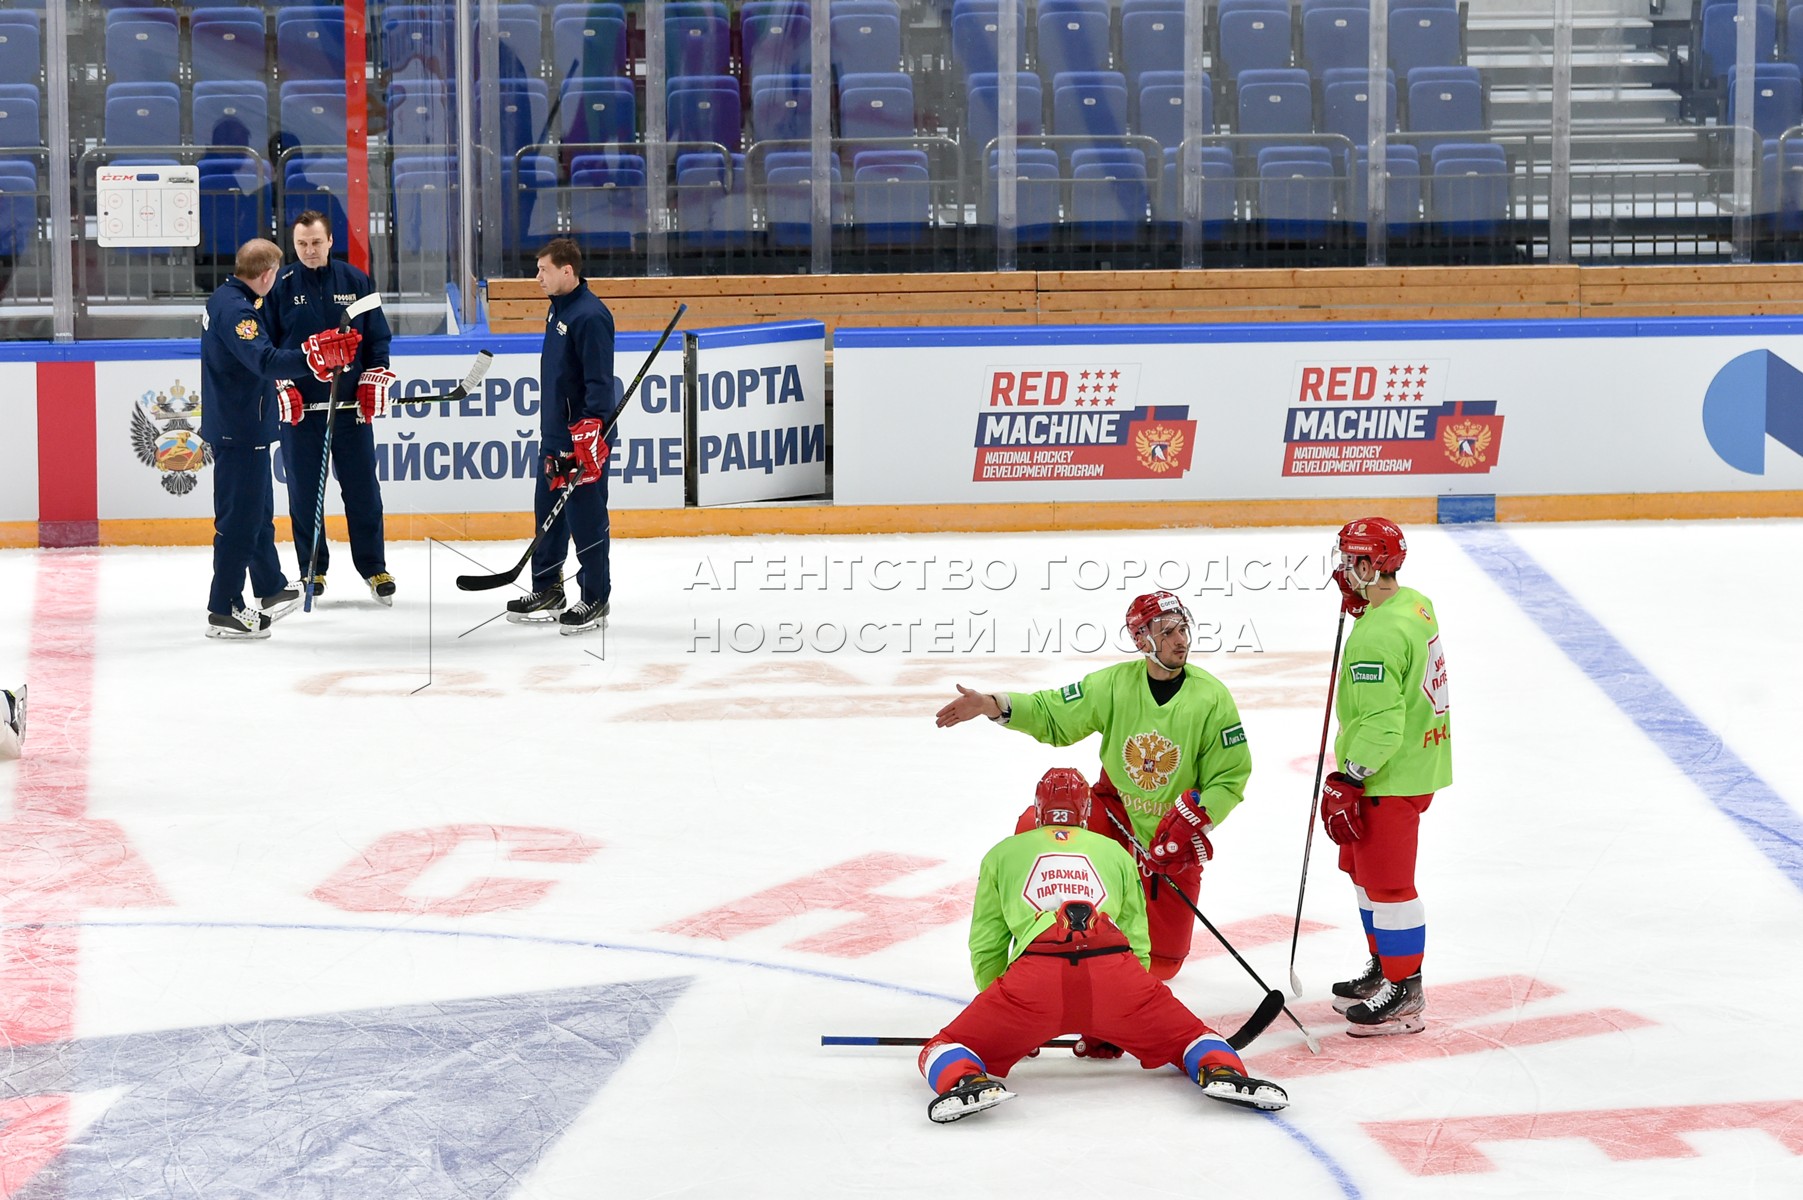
[543,453,580,491]
[1149,789,1213,874]
[302,328,362,382]
[1319,772,1365,845]
[276,379,303,425]
[1331,567,1368,618]
[1072,1037,1124,1060]
[568,417,609,486]
[356,367,396,423]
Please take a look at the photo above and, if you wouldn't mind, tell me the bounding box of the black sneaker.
[3,683,23,746]
[257,586,301,622]
[366,572,397,606]
[927,1072,1016,1124]
[1199,1066,1290,1111]
[1345,973,1426,1037]
[1331,956,1386,1015]
[207,609,272,640]
[505,585,566,624]
[557,597,608,636]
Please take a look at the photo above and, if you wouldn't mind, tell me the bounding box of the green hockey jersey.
[968,824,1150,990]
[1334,585,1453,797]
[1003,660,1252,847]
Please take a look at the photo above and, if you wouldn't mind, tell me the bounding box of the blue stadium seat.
[751,72,812,143]
[383,7,455,81]
[1218,0,1292,83]
[1036,4,1112,85]
[277,7,346,85]
[1303,7,1369,77]
[840,71,915,143]
[497,77,549,157]
[191,8,267,84]
[551,6,629,79]
[1236,67,1314,156]
[853,147,931,244]
[494,5,545,79]
[194,81,270,156]
[559,76,635,146]
[1321,67,1397,165]
[104,81,180,146]
[675,149,752,244]
[282,155,349,242]
[279,81,346,153]
[1727,62,1803,139]
[0,160,37,257]
[1070,146,1150,238]
[1351,142,1422,225]
[1429,143,1509,230]
[1136,69,1209,150]
[1405,65,1483,152]
[569,152,645,249]
[1120,4,1183,91]
[983,146,1060,241]
[105,18,179,84]
[951,0,1027,82]
[763,151,848,247]
[1257,143,1336,227]
[1052,70,1129,145]
[1389,8,1461,77]
[668,74,742,152]
[501,152,559,249]
[0,18,39,85]
[831,8,902,79]
[1699,3,1775,88]
[665,10,730,78]
[387,78,456,146]
[198,158,269,255]
[967,70,1043,153]
[1156,144,1235,223]
[0,85,38,151]
[742,1,811,85]
[103,6,175,29]
[392,157,457,257]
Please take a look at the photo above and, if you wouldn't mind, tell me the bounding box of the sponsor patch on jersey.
[234,318,258,341]
[1220,723,1246,749]
[1350,661,1386,683]
[1417,605,1433,623]
[1053,829,1070,842]
[335,293,356,304]
[556,320,568,336]
[1060,682,1083,702]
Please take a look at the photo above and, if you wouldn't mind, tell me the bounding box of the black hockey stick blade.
[1225,989,1287,1051]
[454,464,584,591]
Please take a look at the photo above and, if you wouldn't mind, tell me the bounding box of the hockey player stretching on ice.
[936,591,1251,982]
[920,768,1287,1124]
[1319,517,1451,1036]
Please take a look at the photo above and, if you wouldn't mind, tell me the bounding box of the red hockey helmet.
[1034,767,1092,828]
[1125,591,1192,644]
[1337,517,1407,576]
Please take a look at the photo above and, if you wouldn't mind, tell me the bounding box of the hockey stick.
[454,302,687,593]
[1287,609,1348,998]
[302,350,495,412]
[823,995,1286,1053]
[302,292,383,612]
[1104,809,1320,1054]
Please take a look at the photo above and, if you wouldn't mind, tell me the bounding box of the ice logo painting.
[130,380,212,495]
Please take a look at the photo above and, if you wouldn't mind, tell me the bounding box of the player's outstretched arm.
[935,684,1004,728]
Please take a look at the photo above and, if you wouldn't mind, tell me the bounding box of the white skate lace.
[1367,979,1401,1010]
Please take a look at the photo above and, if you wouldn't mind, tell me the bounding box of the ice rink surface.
[2,519,1801,1199]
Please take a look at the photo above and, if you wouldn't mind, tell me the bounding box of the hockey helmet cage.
[1034,767,1092,828]
[1337,517,1407,576]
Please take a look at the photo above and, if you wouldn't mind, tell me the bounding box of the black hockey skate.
[927,1073,1017,1124]
[3,683,23,745]
[1331,956,1385,1015]
[1199,1066,1290,1111]
[207,609,272,640]
[1345,973,1426,1037]
[366,573,397,606]
[257,586,301,622]
[558,597,608,636]
[505,585,566,624]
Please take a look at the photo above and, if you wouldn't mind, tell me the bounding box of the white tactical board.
[96,164,199,247]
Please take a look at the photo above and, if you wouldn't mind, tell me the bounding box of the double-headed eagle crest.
[1442,419,1493,469]
[1122,730,1182,792]
[131,381,212,496]
[1132,424,1185,474]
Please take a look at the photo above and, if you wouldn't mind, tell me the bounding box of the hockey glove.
[302,328,362,382]
[1319,773,1365,845]
[1331,567,1368,618]
[568,417,609,486]
[543,453,581,491]
[356,367,397,423]
[1072,1038,1124,1060]
[1149,789,1213,874]
[276,379,303,425]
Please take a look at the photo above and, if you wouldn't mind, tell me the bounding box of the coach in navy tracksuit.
[200,238,360,639]
[504,238,615,635]
[267,211,397,604]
